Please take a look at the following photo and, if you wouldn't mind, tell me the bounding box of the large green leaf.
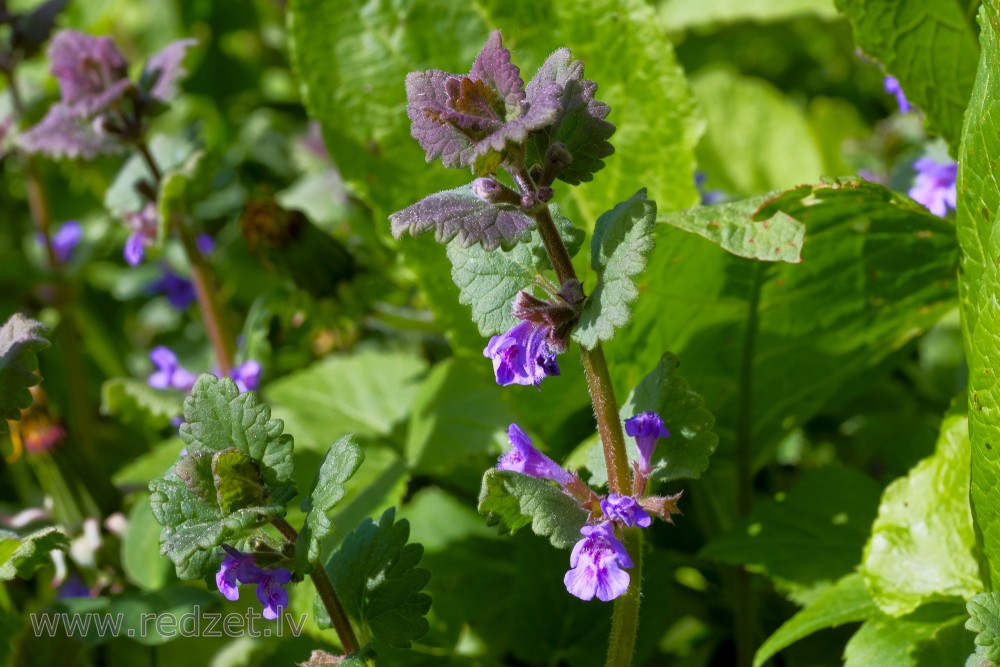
[700,467,881,585]
[658,195,805,263]
[266,349,428,450]
[844,603,971,667]
[101,378,184,430]
[862,406,983,617]
[958,0,1000,591]
[608,178,958,469]
[660,0,838,29]
[0,313,49,430]
[755,573,878,667]
[968,592,1000,663]
[835,0,979,151]
[692,69,825,197]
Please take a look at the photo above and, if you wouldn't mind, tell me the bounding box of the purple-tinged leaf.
[16,104,122,160]
[390,185,535,251]
[525,48,615,184]
[469,30,525,110]
[143,39,198,102]
[406,69,476,169]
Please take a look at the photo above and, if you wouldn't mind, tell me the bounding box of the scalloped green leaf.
[477,469,588,549]
[0,313,49,431]
[447,204,583,336]
[0,526,68,580]
[573,189,657,349]
[100,378,183,430]
[326,508,431,649]
[296,435,364,574]
[968,592,1000,664]
[149,374,296,579]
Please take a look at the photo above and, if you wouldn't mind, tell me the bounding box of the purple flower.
[624,411,670,472]
[484,320,560,387]
[229,361,262,392]
[195,233,215,256]
[909,157,958,217]
[215,546,258,602]
[214,545,291,619]
[148,346,196,392]
[56,575,91,599]
[695,172,724,205]
[883,76,911,114]
[123,204,158,266]
[564,522,633,602]
[149,267,196,310]
[255,567,291,620]
[600,494,652,528]
[37,220,83,264]
[497,423,573,486]
[406,30,560,171]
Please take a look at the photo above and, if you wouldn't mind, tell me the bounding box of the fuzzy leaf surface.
[0,527,68,580]
[477,469,588,549]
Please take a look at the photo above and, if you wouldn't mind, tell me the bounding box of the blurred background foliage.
[0,0,972,665]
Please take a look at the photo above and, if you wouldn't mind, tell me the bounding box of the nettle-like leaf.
[447,204,584,335]
[390,184,535,251]
[326,507,431,649]
[968,593,1000,664]
[100,378,184,429]
[659,193,805,263]
[862,405,982,617]
[573,189,656,349]
[477,469,588,549]
[836,0,978,151]
[958,0,1000,590]
[0,526,69,581]
[0,314,50,431]
[295,435,364,574]
[754,574,878,667]
[524,47,615,184]
[589,352,717,486]
[148,374,296,579]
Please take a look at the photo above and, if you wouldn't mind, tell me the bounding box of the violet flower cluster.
[36,220,82,265]
[215,545,291,620]
[909,157,958,217]
[148,346,262,393]
[495,413,679,602]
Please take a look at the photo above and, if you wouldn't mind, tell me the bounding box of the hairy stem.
[530,204,632,493]
[136,141,235,373]
[734,263,764,667]
[605,528,643,667]
[271,518,360,654]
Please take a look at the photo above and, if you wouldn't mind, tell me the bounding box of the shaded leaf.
[100,378,183,430]
[327,508,431,648]
[968,592,1000,664]
[844,603,970,667]
[0,526,68,580]
[0,313,49,430]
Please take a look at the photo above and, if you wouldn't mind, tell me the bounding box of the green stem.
[605,528,643,667]
[135,141,235,373]
[734,263,764,667]
[271,518,360,654]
